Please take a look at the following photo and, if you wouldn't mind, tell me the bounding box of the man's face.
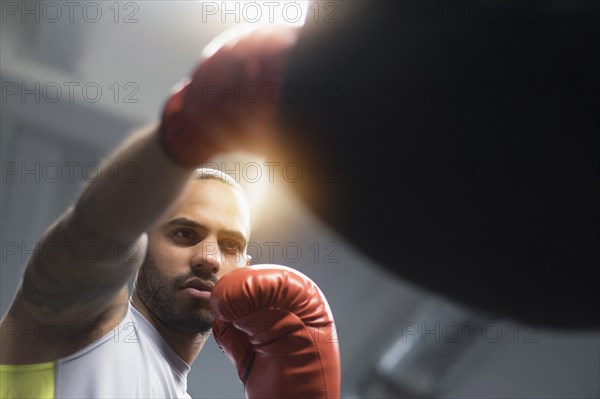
[135,178,251,334]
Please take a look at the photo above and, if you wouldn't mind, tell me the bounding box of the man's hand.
[159,25,300,167]
[210,265,341,399]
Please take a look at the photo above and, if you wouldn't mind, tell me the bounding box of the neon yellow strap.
[0,362,54,399]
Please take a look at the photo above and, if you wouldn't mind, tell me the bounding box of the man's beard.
[135,252,217,334]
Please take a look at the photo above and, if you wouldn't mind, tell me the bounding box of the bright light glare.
[202,24,261,59]
[205,152,273,229]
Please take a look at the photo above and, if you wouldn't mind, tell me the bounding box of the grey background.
[1,2,598,398]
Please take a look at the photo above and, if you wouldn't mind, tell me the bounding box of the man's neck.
[130,290,209,365]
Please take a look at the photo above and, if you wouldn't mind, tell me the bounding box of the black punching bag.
[278,1,600,328]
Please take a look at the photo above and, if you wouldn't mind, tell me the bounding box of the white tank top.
[54,302,191,398]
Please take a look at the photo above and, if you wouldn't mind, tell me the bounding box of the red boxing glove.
[210,265,341,399]
[159,25,299,167]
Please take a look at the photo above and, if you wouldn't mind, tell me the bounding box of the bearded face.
[133,178,251,335]
[136,251,217,334]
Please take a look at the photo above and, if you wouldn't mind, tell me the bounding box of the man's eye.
[220,239,241,254]
[173,229,196,240]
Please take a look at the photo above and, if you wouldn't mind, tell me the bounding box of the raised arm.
[0,25,299,364]
[16,125,194,324]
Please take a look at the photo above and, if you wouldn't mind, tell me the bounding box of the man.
[0,25,340,398]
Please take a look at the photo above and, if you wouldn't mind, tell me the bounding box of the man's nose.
[190,240,222,275]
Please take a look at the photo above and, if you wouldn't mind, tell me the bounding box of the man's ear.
[245,254,252,267]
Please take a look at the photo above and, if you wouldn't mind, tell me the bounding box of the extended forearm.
[70,124,194,244]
